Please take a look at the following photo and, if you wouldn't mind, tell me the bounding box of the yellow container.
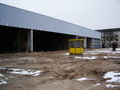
[69,39,84,55]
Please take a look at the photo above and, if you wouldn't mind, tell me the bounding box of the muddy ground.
[0,48,120,90]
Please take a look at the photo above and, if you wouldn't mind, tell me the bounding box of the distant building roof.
[97,28,120,32]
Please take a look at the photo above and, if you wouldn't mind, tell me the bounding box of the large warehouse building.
[0,3,101,53]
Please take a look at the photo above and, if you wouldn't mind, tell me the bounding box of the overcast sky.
[0,0,120,30]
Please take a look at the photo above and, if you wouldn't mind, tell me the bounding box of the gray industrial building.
[0,3,101,53]
[97,28,120,48]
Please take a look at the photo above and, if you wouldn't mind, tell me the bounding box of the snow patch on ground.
[9,68,43,76]
[0,67,43,77]
[103,56,109,59]
[9,76,14,78]
[0,67,43,85]
[0,80,7,85]
[106,84,120,88]
[49,77,55,79]
[103,71,120,83]
[0,73,4,77]
[85,48,120,55]
[116,48,120,50]
[75,56,97,60]
[75,56,120,60]
[103,56,120,59]
[76,77,93,81]
[92,83,101,87]
[64,53,70,55]
[0,57,37,61]
[17,57,37,60]
[5,78,9,80]
[0,67,6,70]
[93,83,101,87]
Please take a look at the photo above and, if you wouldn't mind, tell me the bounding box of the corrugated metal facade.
[0,3,101,39]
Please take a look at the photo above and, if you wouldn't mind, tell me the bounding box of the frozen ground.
[0,48,120,90]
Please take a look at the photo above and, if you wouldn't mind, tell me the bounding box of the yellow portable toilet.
[69,39,84,55]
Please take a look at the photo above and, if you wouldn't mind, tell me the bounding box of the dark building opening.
[0,26,76,53]
[86,38,92,48]
[0,26,28,53]
[33,30,75,51]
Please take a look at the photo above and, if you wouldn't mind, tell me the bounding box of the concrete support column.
[84,37,87,48]
[27,30,33,52]
[30,30,33,52]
